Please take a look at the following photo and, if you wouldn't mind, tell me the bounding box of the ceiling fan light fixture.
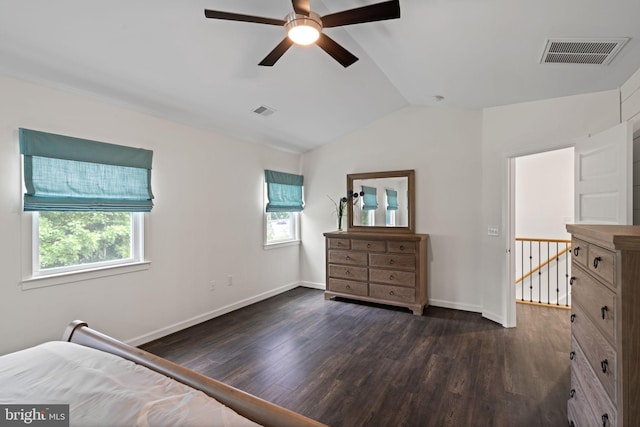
[285,12,322,45]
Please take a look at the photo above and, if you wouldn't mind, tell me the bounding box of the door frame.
[505,145,575,328]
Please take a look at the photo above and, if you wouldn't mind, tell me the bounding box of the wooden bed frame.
[63,320,327,427]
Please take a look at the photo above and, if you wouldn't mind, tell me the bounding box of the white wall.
[623,67,640,224]
[622,66,640,132]
[301,106,485,313]
[1,75,631,354]
[515,147,574,240]
[481,90,620,325]
[0,76,302,355]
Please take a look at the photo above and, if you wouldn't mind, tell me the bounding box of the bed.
[0,320,328,427]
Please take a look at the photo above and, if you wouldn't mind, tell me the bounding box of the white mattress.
[0,341,260,427]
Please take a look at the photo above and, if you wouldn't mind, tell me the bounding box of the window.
[33,211,144,276]
[265,211,299,244]
[386,209,396,226]
[386,188,398,226]
[264,170,303,246]
[20,128,153,280]
[361,185,377,226]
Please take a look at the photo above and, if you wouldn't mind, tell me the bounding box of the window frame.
[263,183,301,248]
[264,211,301,248]
[32,211,145,277]
[21,211,149,290]
[386,209,396,226]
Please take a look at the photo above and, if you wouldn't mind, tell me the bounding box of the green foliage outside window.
[266,211,294,242]
[39,212,132,269]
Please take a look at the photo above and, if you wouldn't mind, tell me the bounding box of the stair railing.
[515,237,572,307]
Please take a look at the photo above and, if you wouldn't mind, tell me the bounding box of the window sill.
[21,261,151,291]
[263,240,301,250]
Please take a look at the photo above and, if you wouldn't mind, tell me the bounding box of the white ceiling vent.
[540,38,629,65]
[252,105,276,117]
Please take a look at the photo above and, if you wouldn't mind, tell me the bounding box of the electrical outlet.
[488,226,500,237]
[209,280,215,291]
[227,275,233,286]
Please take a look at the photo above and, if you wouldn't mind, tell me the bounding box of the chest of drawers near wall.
[324,231,428,315]
[566,225,640,427]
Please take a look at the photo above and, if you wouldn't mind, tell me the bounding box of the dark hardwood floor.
[141,288,570,427]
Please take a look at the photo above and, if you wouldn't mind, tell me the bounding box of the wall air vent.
[540,38,629,65]
[252,105,276,117]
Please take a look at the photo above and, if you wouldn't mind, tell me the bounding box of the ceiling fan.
[204,0,400,67]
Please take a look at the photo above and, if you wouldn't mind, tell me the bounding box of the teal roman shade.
[386,189,398,210]
[20,128,154,212]
[265,170,304,212]
[361,185,378,210]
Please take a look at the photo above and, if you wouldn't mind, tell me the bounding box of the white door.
[574,122,633,224]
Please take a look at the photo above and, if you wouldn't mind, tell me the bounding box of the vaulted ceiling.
[1,0,640,152]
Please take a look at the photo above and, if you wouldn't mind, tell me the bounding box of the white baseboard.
[481,309,505,326]
[429,298,482,314]
[126,284,506,346]
[299,281,325,290]
[430,299,506,326]
[126,281,301,347]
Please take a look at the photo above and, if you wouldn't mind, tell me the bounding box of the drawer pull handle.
[389,274,395,280]
[569,389,576,398]
[602,414,609,426]
[367,243,371,248]
[570,314,576,323]
[601,359,608,373]
[573,246,580,256]
[337,242,342,246]
[569,351,575,360]
[569,276,576,285]
[345,256,351,260]
[346,285,351,289]
[389,259,395,265]
[345,270,351,276]
[593,256,601,269]
[601,306,608,320]
[399,245,405,250]
[389,291,395,296]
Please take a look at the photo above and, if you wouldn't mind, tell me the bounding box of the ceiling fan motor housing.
[285,11,322,45]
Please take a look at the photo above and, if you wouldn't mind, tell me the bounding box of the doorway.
[509,147,574,324]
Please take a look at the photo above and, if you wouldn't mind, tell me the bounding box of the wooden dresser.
[566,225,640,427]
[323,231,428,315]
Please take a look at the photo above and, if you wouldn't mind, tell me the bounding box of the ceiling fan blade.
[315,33,358,67]
[321,0,400,28]
[292,0,310,16]
[259,38,295,66]
[204,9,285,26]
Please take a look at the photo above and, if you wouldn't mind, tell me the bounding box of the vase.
[337,214,343,232]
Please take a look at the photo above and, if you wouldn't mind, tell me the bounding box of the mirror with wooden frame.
[347,170,415,233]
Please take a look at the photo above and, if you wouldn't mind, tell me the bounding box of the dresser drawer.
[570,336,617,427]
[369,268,415,287]
[351,239,386,252]
[568,367,598,427]
[327,278,368,296]
[571,302,617,403]
[588,245,616,288]
[328,265,368,282]
[369,253,415,269]
[370,283,415,303]
[387,241,417,254]
[328,250,367,266]
[571,238,588,268]
[571,267,616,343]
[327,238,350,250]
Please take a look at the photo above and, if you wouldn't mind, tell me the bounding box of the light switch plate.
[488,226,499,237]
